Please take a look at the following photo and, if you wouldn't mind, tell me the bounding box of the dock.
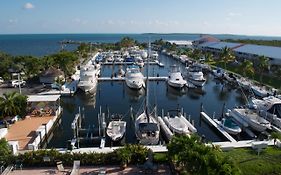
[101,62,158,65]
[158,116,173,141]
[201,112,237,142]
[98,77,167,81]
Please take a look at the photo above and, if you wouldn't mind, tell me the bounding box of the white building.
[167,40,193,48]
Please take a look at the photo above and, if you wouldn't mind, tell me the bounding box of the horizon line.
[0,32,281,38]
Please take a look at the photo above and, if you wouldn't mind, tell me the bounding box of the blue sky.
[0,0,281,36]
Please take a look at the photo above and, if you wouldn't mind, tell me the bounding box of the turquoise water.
[1,33,281,56]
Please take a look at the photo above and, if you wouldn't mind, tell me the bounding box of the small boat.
[236,77,252,90]
[251,85,271,97]
[151,51,158,59]
[212,67,225,79]
[106,115,126,142]
[116,68,125,78]
[214,117,242,135]
[186,66,206,87]
[230,108,271,132]
[224,72,237,83]
[167,65,187,88]
[163,110,197,135]
[155,60,164,67]
[135,56,144,67]
[125,65,145,89]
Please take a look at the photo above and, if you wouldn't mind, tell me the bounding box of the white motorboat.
[135,42,160,145]
[230,108,271,132]
[163,116,190,135]
[155,60,164,67]
[186,66,206,87]
[251,85,271,97]
[212,67,225,79]
[135,56,144,67]
[224,72,237,83]
[116,68,125,78]
[163,111,197,135]
[236,77,252,90]
[214,117,242,135]
[125,65,145,89]
[106,117,126,142]
[151,51,158,60]
[167,65,187,88]
[78,63,100,93]
[251,96,281,128]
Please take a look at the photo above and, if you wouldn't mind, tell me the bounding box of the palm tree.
[240,60,255,78]
[270,132,281,146]
[205,52,214,62]
[256,55,269,83]
[0,92,27,119]
[221,47,235,69]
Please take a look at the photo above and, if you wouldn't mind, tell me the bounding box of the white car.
[0,77,4,84]
[11,80,26,87]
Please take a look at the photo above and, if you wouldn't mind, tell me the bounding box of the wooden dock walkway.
[201,112,237,142]
[101,62,158,65]
[98,77,167,81]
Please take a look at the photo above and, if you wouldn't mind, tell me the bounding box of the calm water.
[47,54,247,149]
[1,33,281,56]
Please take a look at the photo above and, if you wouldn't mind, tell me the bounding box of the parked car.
[11,80,26,87]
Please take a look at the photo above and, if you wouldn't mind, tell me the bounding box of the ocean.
[1,33,281,57]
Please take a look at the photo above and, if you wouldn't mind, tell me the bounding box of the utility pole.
[18,73,22,94]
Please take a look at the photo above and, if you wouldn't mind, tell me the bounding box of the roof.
[41,67,64,77]
[27,95,60,102]
[199,41,242,49]
[167,40,193,46]
[234,44,281,59]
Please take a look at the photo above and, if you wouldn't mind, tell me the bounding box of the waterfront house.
[39,67,65,84]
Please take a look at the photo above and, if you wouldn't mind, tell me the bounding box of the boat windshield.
[269,104,281,118]
[170,65,180,73]
[224,118,239,129]
[139,123,159,132]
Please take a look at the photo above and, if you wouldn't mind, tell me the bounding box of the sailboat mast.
[145,40,151,123]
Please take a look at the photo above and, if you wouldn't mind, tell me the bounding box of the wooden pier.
[158,116,173,141]
[201,112,237,142]
[101,62,158,65]
[98,77,167,81]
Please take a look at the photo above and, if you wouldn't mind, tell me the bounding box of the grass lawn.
[223,147,281,175]
[153,153,168,163]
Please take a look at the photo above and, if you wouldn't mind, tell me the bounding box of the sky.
[0,0,281,36]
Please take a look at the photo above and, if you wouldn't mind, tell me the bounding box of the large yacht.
[125,65,145,90]
[78,63,100,93]
[167,65,187,88]
[186,66,206,87]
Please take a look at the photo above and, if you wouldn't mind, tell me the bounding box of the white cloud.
[23,3,35,10]
[73,18,88,25]
[228,12,242,17]
[8,19,18,24]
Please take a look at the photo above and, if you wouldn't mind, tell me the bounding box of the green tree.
[221,47,235,69]
[270,132,281,146]
[167,135,240,175]
[0,92,27,119]
[240,60,255,77]
[205,52,214,62]
[256,55,269,83]
[118,37,136,48]
[0,138,12,162]
[14,56,42,78]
